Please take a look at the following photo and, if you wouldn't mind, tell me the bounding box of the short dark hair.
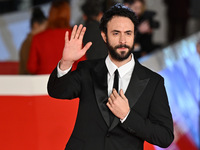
[30,7,46,28]
[99,3,138,34]
[81,0,102,21]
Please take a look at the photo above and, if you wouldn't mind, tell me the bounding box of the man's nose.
[119,34,126,44]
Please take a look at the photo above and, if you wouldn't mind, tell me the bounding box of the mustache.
[114,44,130,49]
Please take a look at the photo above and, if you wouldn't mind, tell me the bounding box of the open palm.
[60,24,92,70]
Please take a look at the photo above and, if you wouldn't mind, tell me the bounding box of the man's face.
[101,16,135,61]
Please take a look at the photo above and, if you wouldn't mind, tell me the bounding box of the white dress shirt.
[57,54,135,123]
[105,54,135,96]
[105,54,135,122]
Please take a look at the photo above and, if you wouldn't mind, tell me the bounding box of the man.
[48,3,174,150]
[82,0,108,60]
[123,0,160,58]
[164,0,190,43]
[188,0,200,35]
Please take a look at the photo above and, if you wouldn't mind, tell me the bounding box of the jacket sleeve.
[120,77,174,148]
[47,62,83,100]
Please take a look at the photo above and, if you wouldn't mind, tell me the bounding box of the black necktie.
[113,69,119,92]
[109,69,119,125]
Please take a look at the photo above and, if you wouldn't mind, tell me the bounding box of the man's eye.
[113,32,118,35]
[126,32,132,35]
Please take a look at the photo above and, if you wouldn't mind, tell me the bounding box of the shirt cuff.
[57,61,72,78]
[120,110,130,123]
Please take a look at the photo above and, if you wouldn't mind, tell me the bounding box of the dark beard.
[106,40,134,61]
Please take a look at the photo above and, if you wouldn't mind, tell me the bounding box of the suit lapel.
[109,59,150,131]
[92,58,150,130]
[92,59,110,127]
[125,74,149,108]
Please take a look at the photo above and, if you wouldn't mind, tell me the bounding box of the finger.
[112,89,119,98]
[78,26,86,40]
[106,101,113,110]
[108,97,113,105]
[75,24,83,39]
[120,89,128,101]
[71,25,78,39]
[82,42,92,53]
[110,93,115,102]
[65,31,69,43]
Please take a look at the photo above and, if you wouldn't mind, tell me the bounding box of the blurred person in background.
[27,0,86,74]
[164,0,190,43]
[82,0,108,60]
[124,0,160,58]
[188,0,200,35]
[101,0,116,13]
[19,7,47,74]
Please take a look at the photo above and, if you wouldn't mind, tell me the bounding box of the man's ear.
[101,31,107,43]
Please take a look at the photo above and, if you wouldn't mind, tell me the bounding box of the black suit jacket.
[47,58,174,150]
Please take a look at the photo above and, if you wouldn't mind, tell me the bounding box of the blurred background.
[0,0,199,150]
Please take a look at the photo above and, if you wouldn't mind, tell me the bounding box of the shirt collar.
[105,54,135,77]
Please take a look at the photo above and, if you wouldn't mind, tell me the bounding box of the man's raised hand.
[60,24,92,70]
